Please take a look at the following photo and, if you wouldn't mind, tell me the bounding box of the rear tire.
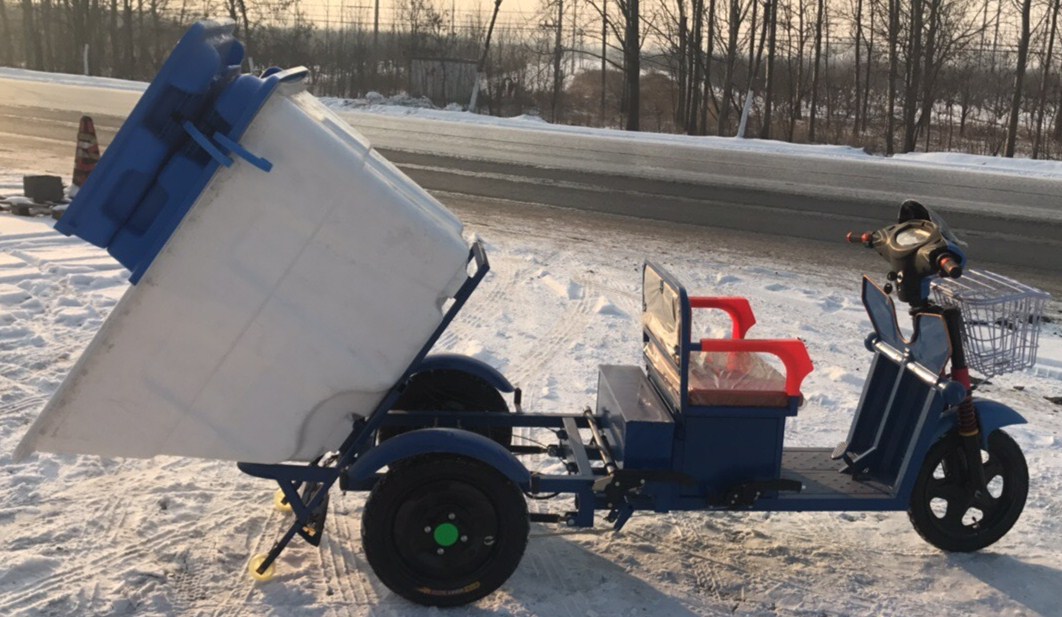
[361,455,529,606]
[378,369,512,447]
[908,430,1028,552]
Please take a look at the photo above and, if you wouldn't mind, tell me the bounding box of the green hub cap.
[433,522,460,547]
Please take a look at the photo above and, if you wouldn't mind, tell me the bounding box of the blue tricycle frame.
[237,236,1027,596]
[51,21,1032,607]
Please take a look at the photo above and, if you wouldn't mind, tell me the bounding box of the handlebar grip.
[938,254,963,278]
[846,231,875,247]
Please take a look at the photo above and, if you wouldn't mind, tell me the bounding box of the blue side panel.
[56,21,304,283]
[595,365,674,470]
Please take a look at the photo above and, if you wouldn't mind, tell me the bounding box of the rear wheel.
[908,430,1028,552]
[378,369,512,447]
[361,455,529,606]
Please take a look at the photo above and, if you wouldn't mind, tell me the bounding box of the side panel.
[678,412,786,499]
[595,365,675,470]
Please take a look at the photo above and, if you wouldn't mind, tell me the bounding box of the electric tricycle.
[240,201,1045,606]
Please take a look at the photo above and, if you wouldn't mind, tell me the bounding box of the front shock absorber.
[943,308,987,489]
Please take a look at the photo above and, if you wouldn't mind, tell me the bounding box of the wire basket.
[931,269,1050,378]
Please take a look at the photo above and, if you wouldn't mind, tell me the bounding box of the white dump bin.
[16,23,470,463]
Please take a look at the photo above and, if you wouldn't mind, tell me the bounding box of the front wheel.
[361,455,529,606]
[908,430,1028,552]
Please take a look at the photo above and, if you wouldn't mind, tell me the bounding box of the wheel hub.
[433,522,460,548]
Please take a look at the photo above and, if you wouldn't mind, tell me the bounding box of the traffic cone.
[71,115,100,195]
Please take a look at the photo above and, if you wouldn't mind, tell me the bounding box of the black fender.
[345,428,530,490]
[412,353,515,393]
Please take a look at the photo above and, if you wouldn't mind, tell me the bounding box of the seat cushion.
[686,351,789,408]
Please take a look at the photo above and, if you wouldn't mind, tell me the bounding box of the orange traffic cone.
[72,115,100,194]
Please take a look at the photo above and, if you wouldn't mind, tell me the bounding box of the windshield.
[898,200,966,246]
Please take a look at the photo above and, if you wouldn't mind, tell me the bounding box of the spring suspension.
[956,395,980,437]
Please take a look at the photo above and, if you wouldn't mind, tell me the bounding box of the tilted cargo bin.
[16,21,470,463]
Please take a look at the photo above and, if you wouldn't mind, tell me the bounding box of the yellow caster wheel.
[273,488,293,514]
[248,554,276,582]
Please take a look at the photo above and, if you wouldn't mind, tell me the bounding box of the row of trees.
[2,0,1061,158]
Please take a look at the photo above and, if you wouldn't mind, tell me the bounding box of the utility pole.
[601,0,607,126]
[552,0,564,120]
[469,0,504,112]
[372,0,380,81]
[570,0,578,77]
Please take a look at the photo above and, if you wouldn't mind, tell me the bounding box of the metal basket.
[930,269,1050,378]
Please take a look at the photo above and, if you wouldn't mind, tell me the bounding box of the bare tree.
[808,0,824,141]
[717,0,743,134]
[584,0,643,130]
[623,0,641,130]
[901,0,924,153]
[0,0,14,65]
[550,0,564,119]
[1005,0,1032,157]
[1034,0,1060,158]
[852,0,865,138]
[885,0,899,154]
[759,0,778,138]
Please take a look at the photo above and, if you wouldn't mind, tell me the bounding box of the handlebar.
[938,254,963,279]
[845,231,875,247]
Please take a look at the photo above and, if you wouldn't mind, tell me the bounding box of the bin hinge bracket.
[181,120,233,168]
[214,132,274,172]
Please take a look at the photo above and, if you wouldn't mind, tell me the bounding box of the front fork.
[943,308,989,492]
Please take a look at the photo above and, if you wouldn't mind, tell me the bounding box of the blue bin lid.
[58,20,307,283]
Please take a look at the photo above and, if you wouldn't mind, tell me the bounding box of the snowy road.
[2,69,1062,275]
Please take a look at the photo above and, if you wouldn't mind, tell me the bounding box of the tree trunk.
[110,0,119,74]
[552,0,564,121]
[625,0,640,131]
[701,0,717,133]
[677,12,687,129]
[759,0,778,139]
[902,0,923,153]
[792,0,807,131]
[0,0,13,65]
[1033,0,1060,158]
[1005,0,1032,158]
[21,0,42,69]
[861,4,873,134]
[808,0,824,141]
[688,0,705,133]
[917,0,940,152]
[717,0,740,135]
[852,0,863,139]
[122,0,134,75]
[1054,83,1062,141]
[886,0,898,155]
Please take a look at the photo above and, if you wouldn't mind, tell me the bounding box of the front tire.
[908,430,1028,552]
[361,455,529,606]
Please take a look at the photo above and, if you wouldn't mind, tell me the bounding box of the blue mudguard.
[345,428,530,489]
[413,353,516,393]
[933,398,1027,447]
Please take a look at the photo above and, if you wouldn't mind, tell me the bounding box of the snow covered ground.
[0,165,1060,615]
